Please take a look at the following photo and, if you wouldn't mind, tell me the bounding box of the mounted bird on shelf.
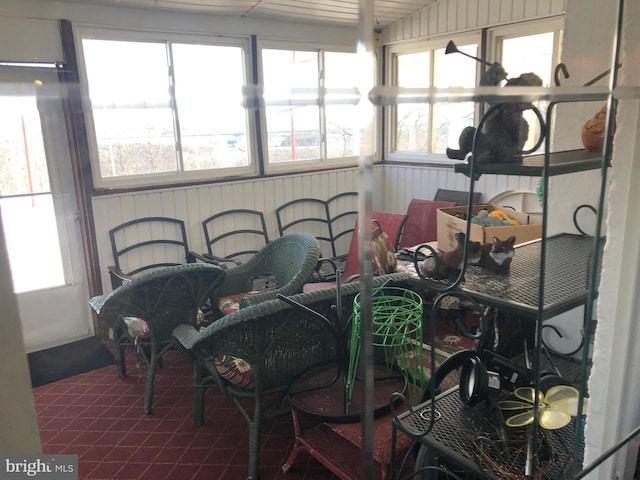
[444,40,544,164]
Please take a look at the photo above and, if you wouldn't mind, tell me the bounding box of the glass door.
[0,65,93,352]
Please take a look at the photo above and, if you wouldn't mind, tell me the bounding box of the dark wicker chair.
[275,192,357,279]
[89,263,226,414]
[173,272,413,480]
[194,209,270,268]
[209,233,322,315]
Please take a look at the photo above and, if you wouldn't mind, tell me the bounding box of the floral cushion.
[214,354,255,389]
[371,229,397,276]
[218,291,259,315]
[122,309,208,339]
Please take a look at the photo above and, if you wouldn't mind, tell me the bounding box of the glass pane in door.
[0,94,65,293]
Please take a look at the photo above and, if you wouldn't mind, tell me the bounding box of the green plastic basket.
[347,287,424,404]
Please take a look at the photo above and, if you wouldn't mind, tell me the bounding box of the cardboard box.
[437,204,542,252]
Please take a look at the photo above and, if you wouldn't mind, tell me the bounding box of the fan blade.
[540,409,572,430]
[544,385,579,403]
[505,410,535,428]
[549,397,588,416]
[498,400,532,410]
[514,387,544,404]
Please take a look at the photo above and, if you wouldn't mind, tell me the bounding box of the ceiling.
[67,0,437,27]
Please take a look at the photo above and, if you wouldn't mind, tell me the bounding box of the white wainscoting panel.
[380,162,540,215]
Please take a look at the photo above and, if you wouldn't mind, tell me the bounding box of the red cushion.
[400,199,454,249]
[214,354,254,389]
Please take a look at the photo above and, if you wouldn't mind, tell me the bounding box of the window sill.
[382,152,465,168]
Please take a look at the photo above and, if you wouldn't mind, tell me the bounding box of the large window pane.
[81,34,251,186]
[172,43,249,170]
[262,48,359,165]
[396,52,430,152]
[324,52,359,159]
[501,32,555,152]
[263,49,320,163]
[433,45,477,152]
[83,39,177,178]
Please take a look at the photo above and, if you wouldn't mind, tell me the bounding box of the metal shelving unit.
[395,64,617,480]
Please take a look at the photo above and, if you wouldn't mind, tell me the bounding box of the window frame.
[383,33,482,165]
[257,39,360,175]
[485,18,564,76]
[74,26,256,190]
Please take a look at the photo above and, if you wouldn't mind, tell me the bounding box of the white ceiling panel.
[61,0,436,27]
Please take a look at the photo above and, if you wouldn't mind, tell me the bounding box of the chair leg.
[282,410,305,473]
[112,327,127,379]
[192,364,207,426]
[144,353,157,414]
[247,419,261,480]
[247,381,263,480]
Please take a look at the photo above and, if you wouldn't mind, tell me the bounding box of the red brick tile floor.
[32,346,343,480]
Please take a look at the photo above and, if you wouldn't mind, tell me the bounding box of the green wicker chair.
[210,233,322,316]
[173,272,413,480]
[89,263,226,414]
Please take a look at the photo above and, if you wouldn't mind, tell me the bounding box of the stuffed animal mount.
[445,62,544,165]
[419,232,517,280]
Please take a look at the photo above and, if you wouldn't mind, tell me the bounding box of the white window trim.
[486,17,565,73]
[73,25,257,189]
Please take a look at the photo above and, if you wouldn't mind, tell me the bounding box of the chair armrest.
[108,266,133,289]
[173,323,203,350]
[312,257,339,282]
[238,290,279,308]
[89,295,108,315]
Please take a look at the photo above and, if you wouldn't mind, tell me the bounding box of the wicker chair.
[173,272,413,480]
[209,233,322,316]
[89,263,226,414]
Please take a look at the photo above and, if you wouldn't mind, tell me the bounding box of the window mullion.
[167,44,184,173]
[319,51,327,161]
[428,49,435,154]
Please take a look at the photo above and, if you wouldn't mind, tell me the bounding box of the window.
[78,32,253,188]
[386,36,480,161]
[260,44,360,171]
[488,19,564,153]
[384,20,563,164]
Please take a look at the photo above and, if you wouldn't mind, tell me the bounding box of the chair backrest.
[217,233,321,301]
[109,216,191,279]
[100,263,226,342]
[341,211,408,280]
[399,199,455,249]
[202,209,269,264]
[487,190,542,215]
[434,188,482,206]
[325,192,358,259]
[276,192,357,260]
